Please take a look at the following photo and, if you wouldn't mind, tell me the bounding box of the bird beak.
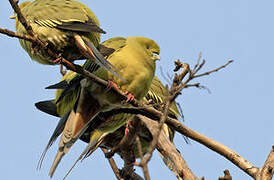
[152,53,160,61]
[9,13,16,19]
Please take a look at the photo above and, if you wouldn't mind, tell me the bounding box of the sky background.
[0,0,273,179]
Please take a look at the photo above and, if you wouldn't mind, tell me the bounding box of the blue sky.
[0,0,273,179]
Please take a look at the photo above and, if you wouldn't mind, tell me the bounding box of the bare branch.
[218,169,232,180]
[139,115,201,180]
[101,147,124,180]
[192,52,202,73]
[194,60,234,78]
[0,28,36,43]
[136,136,150,180]
[255,146,274,180]
[184,83,211,94]
[135,93,170,167]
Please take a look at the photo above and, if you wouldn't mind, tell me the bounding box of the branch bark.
[255,146,274,180]
[139,115,200,180]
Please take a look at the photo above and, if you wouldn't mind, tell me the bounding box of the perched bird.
[36,75,183,179]
[10,0,119,77]
[42,36,160,177]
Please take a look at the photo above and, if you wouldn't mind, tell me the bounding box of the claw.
[126,93,135,102]
[52,55,62,64]
[121,91,135,103]
[105,80,117,92]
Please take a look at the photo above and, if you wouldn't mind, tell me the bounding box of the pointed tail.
[48,88,101,177]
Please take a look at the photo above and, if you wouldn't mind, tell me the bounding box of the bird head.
[131,37,161,61]
[9,1,32,19]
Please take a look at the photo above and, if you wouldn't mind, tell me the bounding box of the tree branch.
[255,146,274,180]
[218,169,232,180]
[101,147,124,180]
[139,115,201,180]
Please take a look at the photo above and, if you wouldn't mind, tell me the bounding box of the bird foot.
[52,53,63,64]
[105,80,118,92]
[123,91,135,103]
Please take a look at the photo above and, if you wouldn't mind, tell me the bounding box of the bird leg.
[52,53,62,64]
[51,53,67,75]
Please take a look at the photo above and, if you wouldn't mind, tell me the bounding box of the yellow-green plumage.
[13,0,102,65]
[48,36,160,177]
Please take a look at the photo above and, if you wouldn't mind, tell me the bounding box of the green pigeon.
[39,36,160,177]
[10,0,120,77]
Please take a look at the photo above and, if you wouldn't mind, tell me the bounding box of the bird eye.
[146,45,150,49]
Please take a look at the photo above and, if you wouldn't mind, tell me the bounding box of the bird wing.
[37,111,70,170]
[101,37,127,52]
[22,0,105,33]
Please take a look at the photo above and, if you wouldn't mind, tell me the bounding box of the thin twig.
[192,52,202,73]
[194,60,233,78]
[135,94,171,167]
[136,136,150,180]
[218,169,232,180]
[101,147,124,180]
[0,28,37,42]
[185,83,211,93]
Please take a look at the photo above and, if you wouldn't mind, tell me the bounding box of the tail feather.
[49,151,65,178]
[37,112,70,170]
[63,131,106,180]
[49,88,101,177]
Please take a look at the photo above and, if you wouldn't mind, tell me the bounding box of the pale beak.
[9,13,16,19]
[152,53,160,61]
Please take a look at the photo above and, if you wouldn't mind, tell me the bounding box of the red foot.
[53,57,62,64]
[126,93,135,102]
[106,80,117,92]
[52,53,63,64]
